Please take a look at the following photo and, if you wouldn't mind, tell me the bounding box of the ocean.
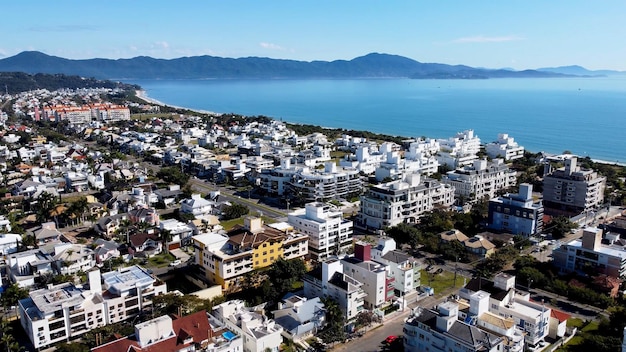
[128,77,626,163]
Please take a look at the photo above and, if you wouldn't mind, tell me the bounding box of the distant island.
[0,51,619,81]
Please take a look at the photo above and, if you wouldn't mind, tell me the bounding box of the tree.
[222,203,250,220]
[54,342,90,352]
[0,284,29,308]
[546,215,577,239]
[157,166,189,186]
[318,298,346,344]
[386,223,422,248]
[0,318,22,352]
[267,258,307,297]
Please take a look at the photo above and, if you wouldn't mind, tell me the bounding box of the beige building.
[542,157,606,216]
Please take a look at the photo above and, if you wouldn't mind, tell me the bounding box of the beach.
[135,90,220,116]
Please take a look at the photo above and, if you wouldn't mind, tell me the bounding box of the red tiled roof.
[92,310,212,352]
[550,309,571,323]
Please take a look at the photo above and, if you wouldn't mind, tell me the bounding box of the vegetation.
[545,216,578,239]
[0,72,139,94]
[0,284,29,308]
[229,258,307,306]
[0,318,23,352]
[221,203,250,220]
[317,298,346,344]
[285,123,407,145]
[156,166,190,186]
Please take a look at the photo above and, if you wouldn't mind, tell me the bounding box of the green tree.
[54,342,90,352]
[386,223,422,248]
[318,298,346,344]
[546,215,577,239]
[0,284,29,308]
[157,166,190,186]
[0,318,22,352]
[222,203,250,220]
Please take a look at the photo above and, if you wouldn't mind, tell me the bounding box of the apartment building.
[403,302,504,352]
[485,133,525,161]
[542,157,606,216]
[443,159,517,202]
[488,183,544,236]
[259,159,362,202]
[289,162,362,202]
[193,217,309,291]
[436,129,481,168]
[303,259,366,322]
[287,202,353,262]
[18,266,167,349]
[371,238,421,297]
[552,227,626,278]
[359,173,455,230]
[340,243,394,310]
[460,273,551,347]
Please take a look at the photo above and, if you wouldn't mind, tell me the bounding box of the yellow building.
[193,217,308,291]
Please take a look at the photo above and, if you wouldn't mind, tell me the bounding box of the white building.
[404,302,505,352]
[460,273,551,347]
[303,259,366,322]
[371,238,421,297]
[486,133,525,161]
[260,159,361,202]
[272,295,326,341]
[180,193,215,218]
[436,129,481,168]
[212,300,283,352]
[287,202,353,262]
[359,173,455,230]
[339,143,394,175]
[443,159,517,202]
[0,233,21,255]
[341,243,393,310]
[18,266,167,349]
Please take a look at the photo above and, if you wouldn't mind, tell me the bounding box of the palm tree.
[160,229,173,254]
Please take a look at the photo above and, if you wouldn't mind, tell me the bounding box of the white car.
[169,259,182,267]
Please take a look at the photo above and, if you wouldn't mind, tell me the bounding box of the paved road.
[528,287,606,320]
[331,289,460,352]
[189,179,287,219]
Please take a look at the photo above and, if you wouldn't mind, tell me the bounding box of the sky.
[3,1,626,71]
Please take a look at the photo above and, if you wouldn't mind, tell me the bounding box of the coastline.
[134,90,220,116]
[132,89,625,168]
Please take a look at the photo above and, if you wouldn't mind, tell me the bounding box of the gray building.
[542,157,606,216]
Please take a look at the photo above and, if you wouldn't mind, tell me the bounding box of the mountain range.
[0,51,620,80]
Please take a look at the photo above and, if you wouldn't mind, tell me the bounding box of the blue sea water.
[129,77,626,163]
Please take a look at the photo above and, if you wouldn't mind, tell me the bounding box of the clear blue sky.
[3,1,625,70]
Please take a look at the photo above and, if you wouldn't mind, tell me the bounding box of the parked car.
[385,336,398,344]
[169,259,182,267]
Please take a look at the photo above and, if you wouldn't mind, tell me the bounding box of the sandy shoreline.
[134,90,220,116]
